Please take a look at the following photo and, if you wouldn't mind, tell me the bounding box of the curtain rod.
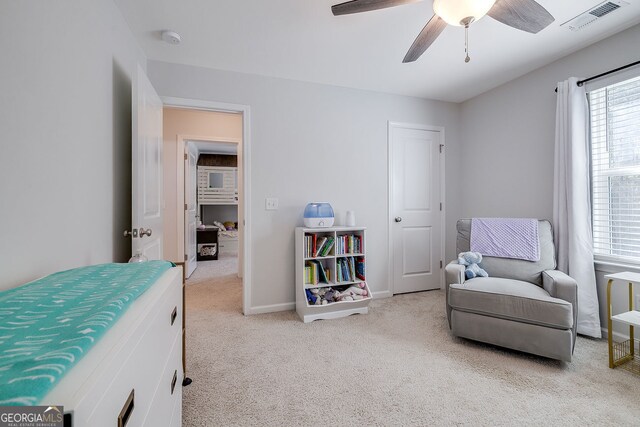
[554,59,640,93]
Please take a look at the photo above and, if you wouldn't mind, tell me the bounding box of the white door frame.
[387,121,446,294]
[162,97,252,316]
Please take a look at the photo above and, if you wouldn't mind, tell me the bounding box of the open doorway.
[162,103,250,314]
[188,140,240,278]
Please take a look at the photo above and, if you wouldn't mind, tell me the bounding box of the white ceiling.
[115,0,640,102]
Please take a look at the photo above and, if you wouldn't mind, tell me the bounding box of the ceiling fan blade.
[403,15,447,63]
[332,0,421,16]
[488,0,554,34]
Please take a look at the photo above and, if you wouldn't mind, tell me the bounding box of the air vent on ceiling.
[561,1,628,32]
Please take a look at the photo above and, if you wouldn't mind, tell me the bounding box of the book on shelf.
[304,262,315,285]
[305,260,331,285]
[314,237,328,257]
[305,261,319,285]
[334,256,364,283]
[313,234,317,257]
[304,235,313,258]
[336,257,351,283]
[336,234,363,255]
[347,257,356,280]
[356,257,365,280]
[312,260,329,283]
[319,236,335,257]
[304,233,338,258]
[304,233,319,258]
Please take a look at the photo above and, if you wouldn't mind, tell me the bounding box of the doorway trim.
[387,121,446,295]
[162,97,252,316]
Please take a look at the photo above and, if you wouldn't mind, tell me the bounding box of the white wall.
[148,61,461,310]
[0,1,146,290]
[458,23,640,336]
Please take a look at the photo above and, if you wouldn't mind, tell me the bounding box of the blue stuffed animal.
[457,251,489,280]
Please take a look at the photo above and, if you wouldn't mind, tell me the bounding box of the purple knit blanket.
[470,218,540,262]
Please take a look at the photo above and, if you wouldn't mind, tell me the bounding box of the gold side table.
[606,272,640,375]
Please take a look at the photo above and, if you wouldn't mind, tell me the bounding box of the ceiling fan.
[331,0,555,63]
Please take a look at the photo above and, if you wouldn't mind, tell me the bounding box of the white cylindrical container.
[345,210,355,227]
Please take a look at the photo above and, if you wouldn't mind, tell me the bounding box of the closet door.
[390,123,443,294]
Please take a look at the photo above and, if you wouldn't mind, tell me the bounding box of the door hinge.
[440,202,443,211]
[184,254,188,261]
[185,203,188,211]
[439,144,444,153]
[184,153,188,160]
[440,260,443,269]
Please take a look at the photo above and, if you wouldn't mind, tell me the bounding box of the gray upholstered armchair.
[445,219,578,362]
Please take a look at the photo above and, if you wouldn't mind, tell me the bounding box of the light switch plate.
[265,197,278,210]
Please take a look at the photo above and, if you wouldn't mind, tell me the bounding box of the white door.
[131,66,163,259]
[390,123,443,294]
[184,142,198,277]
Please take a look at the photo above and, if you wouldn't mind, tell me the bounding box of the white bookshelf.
[295,226,372,323]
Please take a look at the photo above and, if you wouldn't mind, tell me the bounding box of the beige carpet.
[184,260,640,426]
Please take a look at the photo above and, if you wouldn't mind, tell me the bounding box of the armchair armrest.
[445,261,465,286]
[542,269,578,352]
[444,262,465,327]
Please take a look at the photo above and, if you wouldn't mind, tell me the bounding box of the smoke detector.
[561,1,629,32]
[161,30,182,45]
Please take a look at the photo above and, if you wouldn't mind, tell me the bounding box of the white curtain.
[553,77,601,338]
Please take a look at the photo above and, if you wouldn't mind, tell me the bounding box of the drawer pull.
[171,370,178,395]
[170,306,177,326]
[117,389,135,427]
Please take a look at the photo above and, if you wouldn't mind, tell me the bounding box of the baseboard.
[246,291,391,314]
[372,290,392,299]
[600,327,632,341]
[245,302,295,315]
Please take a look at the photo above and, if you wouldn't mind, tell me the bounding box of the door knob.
[395,217,402,223]
[139,228,153,238]
[123,229,139,238]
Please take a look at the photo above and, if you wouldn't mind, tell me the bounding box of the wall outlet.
[265,197,279,210]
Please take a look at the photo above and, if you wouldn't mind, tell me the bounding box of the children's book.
[320,236,335,257]
[314,237,328,257]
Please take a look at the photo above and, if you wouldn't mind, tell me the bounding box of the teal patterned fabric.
[0,261,173,405]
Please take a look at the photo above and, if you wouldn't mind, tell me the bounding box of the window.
[590,75,640,262]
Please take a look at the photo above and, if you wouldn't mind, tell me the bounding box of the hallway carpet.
[183,261,640,426]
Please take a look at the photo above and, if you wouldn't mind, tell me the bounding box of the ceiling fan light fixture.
[433,0,497,26]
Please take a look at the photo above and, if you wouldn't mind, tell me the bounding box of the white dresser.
[44,267,183,427]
